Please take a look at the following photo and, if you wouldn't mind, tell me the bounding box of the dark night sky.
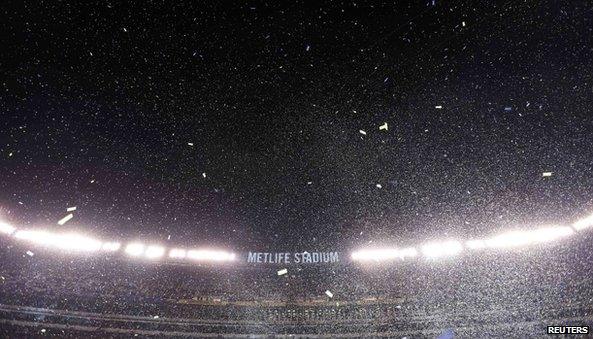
[1,0,592,252]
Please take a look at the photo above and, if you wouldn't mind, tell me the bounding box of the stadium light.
[51,233,102,252]
[573,213,593,231]
[169,248,187,259]
[421,240,463,259]
[466,239,486,250]
[351,247,417,262]
[102,242,121,252]
[484,226,574,249]
[187,249,235,262]
[14,230,52,244]
[14,230,103,252]
[125,243,145,256]
[0,222,16,235]
[144,245,165,259]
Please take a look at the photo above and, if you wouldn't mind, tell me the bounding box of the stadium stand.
[0,230,592,337]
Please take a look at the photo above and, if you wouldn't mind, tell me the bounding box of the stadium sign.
[246,251,340,264]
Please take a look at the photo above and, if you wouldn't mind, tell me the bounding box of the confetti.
[277,268,288,276]
[325,290,334,298]
[376,184,382,189]
[187,142,194,146]
[202,172,207,178]
[58,213,74,225]
[18,201,23,205]
[379,122,388,131]
[307,181,312,185]
[435,105,443,109]
[66,206,77,212]
[8,152,13,157]
[359,130,367,135]
[26,250,34,257]
[542,172,553,177]
[462,21,466,27]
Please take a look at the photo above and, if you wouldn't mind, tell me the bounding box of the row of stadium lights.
[0,213,592,264]
[0,225,236,262]
[351,214,593,261]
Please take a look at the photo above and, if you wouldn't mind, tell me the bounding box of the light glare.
[144,245,165,259]
[466,240,486,249]
[14,230,103,252]
[0,222,16,235]
[485,226,574,248]
[53,233,102,252]
[187,249,235,261]
[351,247,417,262]
[102,242,121,252]
[169,248,187,259]
[573,214,593,231]
[422,240,463,258]
[125,243,145,256]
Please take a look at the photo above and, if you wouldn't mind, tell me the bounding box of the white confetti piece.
[542,172,553,177]
[8,152,13,157]
[379,122,388,131]
[26,250,34,257]
[376,184,382,189]
[202,172,207,178]
[90,179,95,183]
[325,290,334,298]
[18,201,23,205]
[187,142,194,146]
[277,268,288,276]
[41,329,46,333]
[359,130,367,135]
[462,21,466,27]
[123,27,127,32]
[435,105,443,109]
[58,213,74,225]
[153,315,159,319]
[167,235,171,240]
[66,206,77,212]
[307,181,312,185]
